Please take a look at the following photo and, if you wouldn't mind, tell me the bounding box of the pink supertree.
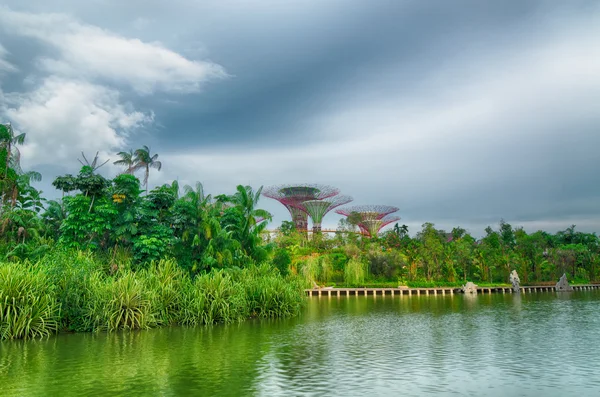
[300,195,353,233]
[262,184,339,232]
[335,205,400,238]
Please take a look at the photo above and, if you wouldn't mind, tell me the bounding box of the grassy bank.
[0,251,305,340]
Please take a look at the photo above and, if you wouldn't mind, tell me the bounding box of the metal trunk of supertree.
[360,215,401,238]
[289,206,309,232]
[301,195,353,234]
[262,184,339,232]
[336,205,400,238]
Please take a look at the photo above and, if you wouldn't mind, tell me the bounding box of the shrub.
[271,248,291,276]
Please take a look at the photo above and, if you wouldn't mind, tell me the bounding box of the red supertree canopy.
[262,184,340,231]
[335,205,399,219]
[336,205,400,237]
[263,184,339,207]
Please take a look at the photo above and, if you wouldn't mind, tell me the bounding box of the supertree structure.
[359,214,401,238]
[335,205,400,238]
[262,184,339,232]
[300,195,353,233]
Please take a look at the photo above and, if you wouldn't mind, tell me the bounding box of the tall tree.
[0,123,26,177]
[229,185,272,237]
[134,146,162,193]
[113,149,136,174]
[78,151,109,172]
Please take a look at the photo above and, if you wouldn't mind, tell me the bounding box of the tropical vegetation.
[0,122,599,340]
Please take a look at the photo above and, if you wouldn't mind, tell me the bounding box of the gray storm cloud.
[0,0,598,236]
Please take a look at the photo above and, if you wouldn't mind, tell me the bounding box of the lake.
[2,291,600,396]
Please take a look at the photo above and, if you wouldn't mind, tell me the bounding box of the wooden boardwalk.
[305,284,600,297]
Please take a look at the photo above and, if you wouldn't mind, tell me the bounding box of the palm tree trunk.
[5,142,11,179]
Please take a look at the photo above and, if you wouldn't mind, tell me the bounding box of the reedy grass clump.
[93,272,156,332]
[0,263,60,340]
[241,264,305,318]
[195,270,247,324]
[0,252,306,339]
[142,259,185,326]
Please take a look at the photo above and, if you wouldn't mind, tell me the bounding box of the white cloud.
[0,7,227,94]
[3,78,152,167]
[0,7,226,173]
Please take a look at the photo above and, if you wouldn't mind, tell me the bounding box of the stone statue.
[462,282,478,294]
[555,273,573,292]
[509,270,520,293]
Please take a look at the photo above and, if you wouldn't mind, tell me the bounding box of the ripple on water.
[2,292,600,396]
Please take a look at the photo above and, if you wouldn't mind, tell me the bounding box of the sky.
[0,0,599,237]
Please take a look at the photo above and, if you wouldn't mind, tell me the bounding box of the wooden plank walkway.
[305,284,600,297]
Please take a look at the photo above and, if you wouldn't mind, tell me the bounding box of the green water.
[2,292,600,396]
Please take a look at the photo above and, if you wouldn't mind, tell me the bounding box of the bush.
[271,248,291,276]
[42,249,104,332]
[367,250,403,279]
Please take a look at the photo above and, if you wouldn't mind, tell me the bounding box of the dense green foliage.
[276,220,600,287]
[0,123,599,339]
[0,129,304,340]
[0,253,304,340]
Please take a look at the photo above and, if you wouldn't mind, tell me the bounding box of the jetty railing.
[304,284,600,297]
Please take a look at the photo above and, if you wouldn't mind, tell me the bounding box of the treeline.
[0,124,272,272]
[271,220,600,287]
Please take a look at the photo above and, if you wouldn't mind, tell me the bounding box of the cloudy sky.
[0,0,599,236]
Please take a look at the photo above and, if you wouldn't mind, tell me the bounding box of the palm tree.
[113,149,136,174]
[0,123,26,177]
[230,185,272,233]
[182,182,220,241]
[134,145,162,194]
[78,151,109,172]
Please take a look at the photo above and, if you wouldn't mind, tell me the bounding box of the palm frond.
[13,133,26,145]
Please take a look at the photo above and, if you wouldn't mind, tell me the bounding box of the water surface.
[2,292,600,396]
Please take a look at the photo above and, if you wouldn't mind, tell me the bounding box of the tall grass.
[0,251,306,339]
[241,264,305,318]
[143,259,184,326]
[0,263,60,340]
[195,270,247,324]
[94,273,156,332]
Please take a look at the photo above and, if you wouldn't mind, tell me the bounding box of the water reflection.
[2,292,600,396]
